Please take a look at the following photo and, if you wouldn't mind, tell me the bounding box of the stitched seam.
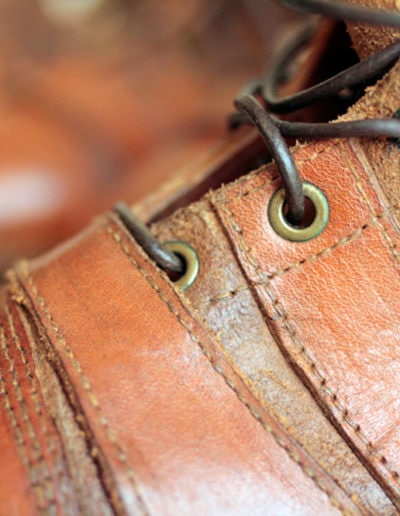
[342,141,400,268]
[197,207,400,309]
[16,304,81,513]
[0,327,54,512]
[17,303,78,513]
[0,324,55,496]
[107,225,351,514]
[6,301,68,509]
[20,268,149,516]
[220,194,400,487]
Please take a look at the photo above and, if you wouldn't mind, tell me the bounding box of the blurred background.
[0,0,305,270]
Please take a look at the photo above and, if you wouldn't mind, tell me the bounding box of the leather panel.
[214,138,400,505]
[153,198,396,513]
[0,291,65,515]
[14,215,357,515]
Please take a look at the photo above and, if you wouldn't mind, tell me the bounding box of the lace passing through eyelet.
[113,202,199,290]
[115,0,400,276]
[268,182,329,242]
[163,241,199,290]
[231,0,400,239]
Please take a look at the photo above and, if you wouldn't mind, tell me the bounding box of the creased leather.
[0,287,113,515]
[0,292,38,516]
[212,138,400,507]
[7,214,359,515]
[153,194,396,514]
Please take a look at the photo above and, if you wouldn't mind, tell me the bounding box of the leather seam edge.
[107,220,354,515]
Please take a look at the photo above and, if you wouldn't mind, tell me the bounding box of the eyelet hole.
[283,196,316,229]
[268,182,329,242]
[162,241,199,290]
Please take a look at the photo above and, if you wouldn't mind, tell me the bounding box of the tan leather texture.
[153,187,396,513]
[209,138,400,507]
[0,293,38,516]
[3,137,399,513]
[2,214,362,514]
[0,289,113,514]
[1,6,400,512]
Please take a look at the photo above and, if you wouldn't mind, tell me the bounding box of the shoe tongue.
[341,0,400,214]
[346,0,400,58]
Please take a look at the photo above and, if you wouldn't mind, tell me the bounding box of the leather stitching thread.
[0,326,55,511]
[343,140,400,268]
[219,184,400,490]
[106,224,351,515]
[200,207,398,309]
[16,304,77,511]
[20,267,149,516]
[6,301,69,509]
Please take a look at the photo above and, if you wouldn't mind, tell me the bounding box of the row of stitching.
[106,222,352,515]
[219,186,400,493]
[197,208,400,309]
[0,325,55,512]
[0,320,56,503]
[342,140,400,269]
[18,264,149,516]
[6,301,67,509]
[216,198,384,512]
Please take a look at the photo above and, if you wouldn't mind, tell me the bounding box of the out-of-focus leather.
[0,0,305,269]
[4,213,359,514]
[0,293,38,516]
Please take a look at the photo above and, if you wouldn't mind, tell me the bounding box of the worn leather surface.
[342,0,400,228]
[0,293,38,516]
[153,189,396,513]
[3,134,400,513]
[210,138,400,507]
[0,288,112,515]
[1,3,400,512]
[2,213,361,514]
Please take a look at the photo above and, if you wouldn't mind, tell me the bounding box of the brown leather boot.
[1,1,400,514]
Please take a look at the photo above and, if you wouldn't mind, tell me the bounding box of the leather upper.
[5,214,358,514]
[2,135,400,513]
[213,138,400,503]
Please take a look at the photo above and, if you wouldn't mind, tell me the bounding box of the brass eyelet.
[163,241,199,291]
[268,182,329,242]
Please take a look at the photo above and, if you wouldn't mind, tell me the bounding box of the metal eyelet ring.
[268,182,329,242]
[163,241,199,291]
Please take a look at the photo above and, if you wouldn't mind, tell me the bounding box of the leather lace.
[231,0,400,225]
[116,0,400,276]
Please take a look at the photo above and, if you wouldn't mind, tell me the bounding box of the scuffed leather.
[153,194,396,513]
[0,293,38,516]
[2,141,399,513]
[4,214,358,514]
[213,138,400,507]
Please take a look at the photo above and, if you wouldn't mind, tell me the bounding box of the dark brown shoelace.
[115,0,400,280]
